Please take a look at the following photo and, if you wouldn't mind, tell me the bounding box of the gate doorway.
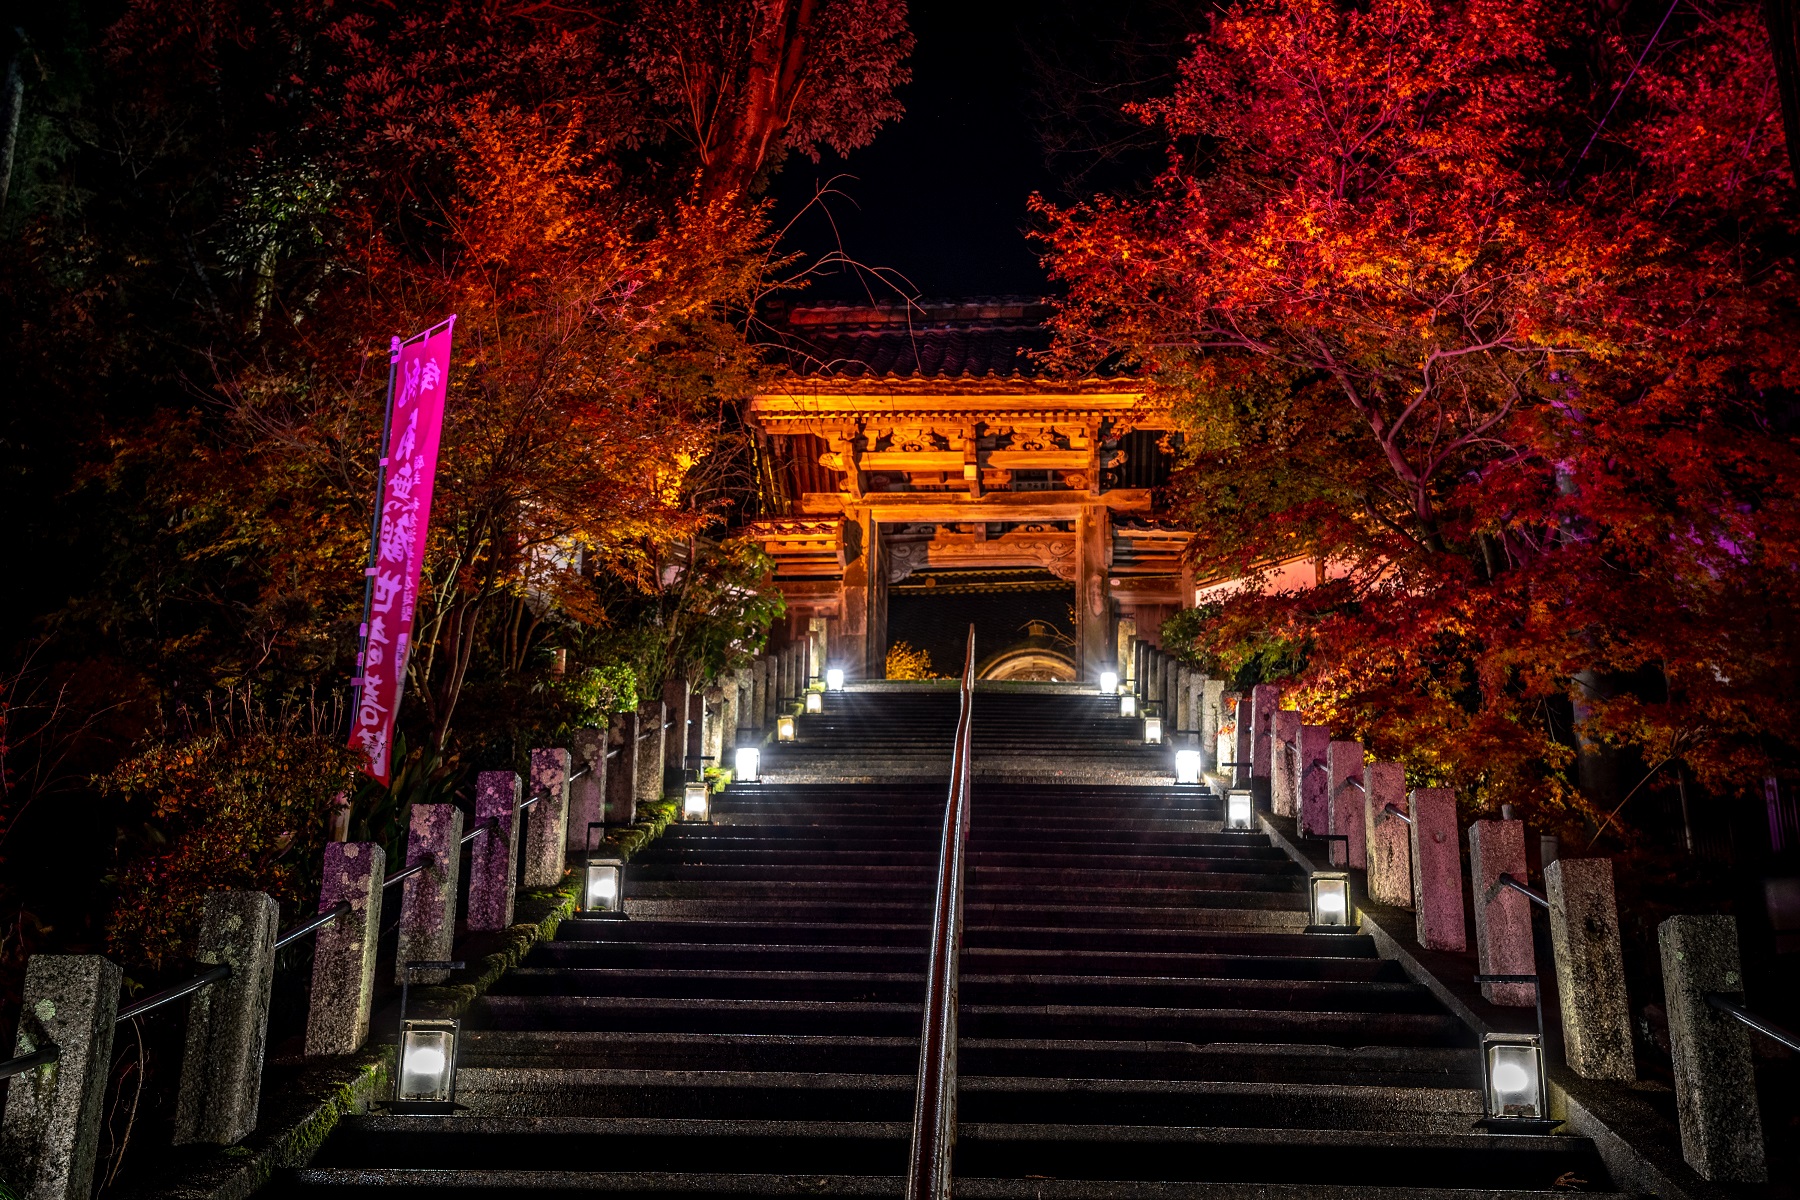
[885,567,1075,681]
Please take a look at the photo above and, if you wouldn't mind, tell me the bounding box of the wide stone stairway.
[277,689,1627,1199]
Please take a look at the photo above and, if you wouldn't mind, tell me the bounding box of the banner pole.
[351,336,403,718]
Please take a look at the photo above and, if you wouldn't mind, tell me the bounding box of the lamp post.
[390,960,467,1112]
[1099,671,1119,695]
[826,668,845,692]
[1308,871,1353,931]
[734,745,761,783]
[581,822,625,914]
[1479,1032,1553,1129]
[681,780,711,823]
[805,690,823,714]
[1175,749,1202,785]
[1143,715,1163,744]
[1120,693,1137,718]
[1224,788,1255,831]
[776,714,797,742]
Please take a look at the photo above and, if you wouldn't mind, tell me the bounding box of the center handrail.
[907,624,977,1200]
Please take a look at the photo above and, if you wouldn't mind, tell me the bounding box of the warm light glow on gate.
[1143,716,1163,744]
[396,1019,459,1104]
[682,781,711,822]
[1482,1033,1548,1121]
[1099,671,1119,695]
[777,715,796,741]
[1120,693,1137,717]
[735,746,761,782]
[1175,750,1201,784]
[1225,789,1255,830]
[826,668,845,691]
[1309,871,1351,928]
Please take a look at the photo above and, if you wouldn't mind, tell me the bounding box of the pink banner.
[351,315,456,783]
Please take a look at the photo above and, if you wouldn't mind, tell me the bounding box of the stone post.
[662,677,691,783]
[1296,726,1331,836]
[1658,915,1766,1182]
[709,684,731,764]
[1270,712,1302,818]
[1409,788,1466,952]
[174,890,279,1145]
[1249,683,1279,779]
[606,711,638,826]
[635,701,666,803]
[467,770,521,931]
[568,728,606,858]
[0,955,121,1200]
[305,842,385,1057]
[1117,618,1136,689]
[1326,740,1367,868]
[1161,655,1179,724]
[1545,857,1634,1081]
[751,658,769,728]
[524,748,571,888]
[1232,697,1254,789]
[1131,639,1143,693]
[396,803,462,984]
[1200,678,1225,770]
[688,690,707,765]
[1362,762,1411,909]
[1469,818,1536,1005]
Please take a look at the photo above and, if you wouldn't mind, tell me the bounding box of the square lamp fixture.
[1143,716,1163,744]
[1225,789,1255,830]
[1309,871,1352,929]
[396,1017,460,1105]
[777,714,797,742]
[1481,1033,1549,1125]
[583,859,623,912]
[805,691,823,714]
[1175,749,1202,785]
[1099,671,1119,695]
[682,781,711,823]
[1120,693,1138,718]
[826,668,845,691]
[735,745,761,783]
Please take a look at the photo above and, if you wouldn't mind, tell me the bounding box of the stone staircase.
[274,688,1627,1199]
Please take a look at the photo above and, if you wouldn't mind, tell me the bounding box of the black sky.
[768,0,1059,302]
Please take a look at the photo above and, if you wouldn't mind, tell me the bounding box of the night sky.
[768,0,1058,301]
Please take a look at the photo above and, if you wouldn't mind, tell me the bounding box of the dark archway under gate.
[885,568,1075,680]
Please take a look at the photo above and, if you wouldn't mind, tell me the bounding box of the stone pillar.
[837,511,873,679]
[1233,697,1254,788]
[1200,678,1225,770]
[1076,505,1111,680]
[1297,725,1331,836]
[606,711,638,825]
[1409,788,1466,951]
[751,658,769,728]
[467,770,521,932]
[662,677,690,781]
[305,842,385,1057]
[0,955,121,1200]
[1270,711,1302,818]
[1469,818,1536,1006]
[1161,655,1179,723]
[689,689,708,765]
[568,728,607,857]
[396,802,462,984]
[1546,857,1634,1081]
[524,748,571,888]
[174,890,279,1146]
[1362,762,1411,909]
[712,683,733,759]
[1249,683,1279,779]
[1132,640,1145,694]
[1326,740,1367,868]
[1658,915,1766,1182]
[635,701,666,803]
[1117,618,1136,687]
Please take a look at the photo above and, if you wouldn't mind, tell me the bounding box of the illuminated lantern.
[1309,871,1352,929]
[1099,671,1119,695]
[584,859,623,912]
[1225,789,1255,830]
[805,691,823,714]
[682,781,711,822]
[735,746,761,782]
[777,715,797,742]
[1175,750,1202,784]
[396,1018,459,1104]
[1481,1033,1548,1123]
[1143,716,1163,744]
[826,668,845,691]
[1120,693,1137,717]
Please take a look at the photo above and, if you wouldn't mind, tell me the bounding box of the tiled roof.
[761,298,1057,380]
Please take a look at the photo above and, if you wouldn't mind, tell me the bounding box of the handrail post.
[906,625,976,1200]
[0,955,120,1200]
[174,890,280,1146]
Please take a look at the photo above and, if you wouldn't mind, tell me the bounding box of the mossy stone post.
[1249,683,1278,777]
[734,667,752,736]
[0,955,120,1200]
[1325,740,1366,868]
[662,678,690,788]
[634,701,665,804]
[1363,762,1412,909]
[467,771,521,931]
[174,890,279,1145]
[750,658,768,729]
[1409,788,1466,951]
[1469,818,1536,1006]
[1269,711,1302,818]
[396,802,463,984]
[525,748,571,888]
[305,842,385,1057]
[1545,857,1634,1081]
[1296,725,1331,836]
[1199,678,1225,771]
[607,711,638,825]
[568,728,607,858]
[717,681,739,758]
[1659,914,1766,1182]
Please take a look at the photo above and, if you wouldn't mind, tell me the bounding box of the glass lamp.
[805,691,823,714]
[584,859,623,912]
[826,668,845,691]
[1143,716,1163,744]
[1175,750,1202,785]
[681,781,710,822]
[1120,693,1137,717]
[777,714,796,742]
[1481,1033,1548,1122]
[1099,671,1119,695]
[1309,871,1352,929]
[1225,789,1255,830]
[735,745,761,782]
[397,1018,459,1104]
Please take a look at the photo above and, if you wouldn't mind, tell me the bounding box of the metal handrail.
[1706,993,1800,1053]
[1494,872,1549,909]
[906,625,976,1200]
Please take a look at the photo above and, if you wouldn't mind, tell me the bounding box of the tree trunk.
[1765,0,1800,191]
[0,39,26,213]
